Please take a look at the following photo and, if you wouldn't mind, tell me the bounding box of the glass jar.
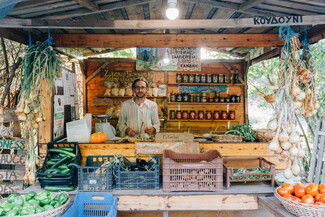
[183,74,189,83]
[214,96,219,103]
[233,73,239,84]
[206,74,212,83]
[198,110,204,120]
[201,74,206,83]
[213,110,220,120]
[189,74,195,83]
[219,97,225,103]
[231,95,236,103]
[209,97,214,103]
[182,110,189,119]
[170,93,176,102]
[205,110,212,120]
[176,93,182,102]
[225,97,231,103]
[169,110,176,119]
[190,110,196,120]
[224,75,230,83]
[190,94,194,102]
[176,73,182,83]
[213,74,218,83]
[182,93,189,102]
[202,92,207,103]
[196,94,201,103]
[176,110,182,120]
[229,110,236,120]
[218,74,224,83]
[236,95,241,103]
[195,74,201,83]
[221,110,228,120]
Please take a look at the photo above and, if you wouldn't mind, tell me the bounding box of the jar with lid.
[182,93,189,102]
[213,110,220,120]
[176,93,182,102]
[176,73,182,83]
[189,74,195,83]
[218,74,224,83]
[233,73,239,84]
[231,95,236,102]
[190,94,195,102]
[170,93,176,102]
[213,74,218,83]
[236,95,241,103]
[169,110,176,119]
[209,97,214,103]
[195,74,201,83]
[205,110,212,120]
[225,97,231,103]
[201,74,206,83]
[196,94,201,102]
[198,110,204,120]
[183,74,189,83]
[221,110,228,120]
[224,74,230,83]
[176,110,182,119]
[189,110,196,119]
[202,92,207,103]
[219,97,225,103]
[206,74,212,83]
[228,110,236,120]
[182,110,189,119]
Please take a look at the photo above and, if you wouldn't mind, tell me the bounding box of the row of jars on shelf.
[170,92,241,103]
[176,73,240,84]
[170,110,236,120]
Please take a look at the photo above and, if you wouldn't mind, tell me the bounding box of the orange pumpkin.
[90,132,108,143]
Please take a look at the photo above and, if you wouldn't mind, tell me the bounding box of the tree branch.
[1,37,10,107]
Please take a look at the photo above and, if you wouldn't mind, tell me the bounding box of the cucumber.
[58,165,69,170]
[44,186,75,192]
[49,149,76,158]
[60,168,70,174]
[60,147,74,152]
[46,160,56,165]
[50,156,70,169]
[67,163,79,168]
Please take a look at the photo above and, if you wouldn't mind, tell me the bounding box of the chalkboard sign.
[155,133,194,142]
[135,142,200,154]
[104,70,155,87]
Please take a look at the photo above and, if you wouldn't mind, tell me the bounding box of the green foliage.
[228,123,256,142]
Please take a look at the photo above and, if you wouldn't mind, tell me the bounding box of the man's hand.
[144,127,155,136]
[126,128,138,137]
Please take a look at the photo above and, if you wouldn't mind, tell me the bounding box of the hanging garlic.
[289,145,299,156]
[294,101,302,109]
[286,125,292,134]
[281,141,291,150]
[24,104,30,114]
[298,149,305,158]
[18,113,27,121]
[267,119,278,131]
[281,150,290,159]
[291,157,300,176]
[279,131,289,142]
[269,139,280,152]
[296,92,306,101]
[284,160,293,179]
[289,132,300,143]
[35,114,42,123]
[32,122,39,129]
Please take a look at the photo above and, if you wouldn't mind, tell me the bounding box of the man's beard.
[135,93,145,98]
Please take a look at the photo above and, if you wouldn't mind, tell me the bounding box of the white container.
[95,122,116,140]
[67,113,92,143]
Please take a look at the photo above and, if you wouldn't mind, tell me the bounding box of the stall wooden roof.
[0,0,324,60]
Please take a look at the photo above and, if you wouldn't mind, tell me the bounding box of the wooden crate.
[223,157,276,189]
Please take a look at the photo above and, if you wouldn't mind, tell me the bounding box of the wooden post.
[79,60,87,115]
[38,81,53,144]
[243,60,250,123]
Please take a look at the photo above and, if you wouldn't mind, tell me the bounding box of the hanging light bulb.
[166,0,179,20]
[163,51,170,64]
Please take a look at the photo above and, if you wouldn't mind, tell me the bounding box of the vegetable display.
[0,191,69,216]
[227,123,256,142]
[231,167,271,181]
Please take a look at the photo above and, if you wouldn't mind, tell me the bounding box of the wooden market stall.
[0,1,325,217]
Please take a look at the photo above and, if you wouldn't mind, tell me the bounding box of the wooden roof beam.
[72,0,99,11]
[239,0,266,11]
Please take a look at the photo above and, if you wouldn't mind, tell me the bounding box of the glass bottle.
[195,74,201,83]
[213,74,218,83]
[169,110,176,119]
[218,74,224,83]
[183,74,189,83]
[176,73,182,83]
[225,75,230,83]
[206,74,212,83]
[201,74,206,83]
[170,93,176,102]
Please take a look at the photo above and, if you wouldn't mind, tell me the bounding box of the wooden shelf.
[97,96,165,98]
[168,83,242,86]
[168,102,240,105]
[167,119,238,122]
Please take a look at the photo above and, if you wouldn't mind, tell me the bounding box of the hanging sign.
[104,70,155,87]
[178,85,228,94]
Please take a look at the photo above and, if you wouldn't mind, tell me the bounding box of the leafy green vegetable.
[228,123,256,142]
[231,167,271,180]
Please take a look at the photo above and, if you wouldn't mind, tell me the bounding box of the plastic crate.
[58,192,117,217]
[163,149,223,192]
[115,156,160,190]
[78,155,114,192]
[36,142,82,188]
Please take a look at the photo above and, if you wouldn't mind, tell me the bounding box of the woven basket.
[0,192,71,217]
[255,129,274,142]
[274,187,325,217]
[210,129,243,143]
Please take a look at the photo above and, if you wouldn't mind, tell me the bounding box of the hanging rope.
[300,30,311,62]
[28,32,31,48]
[46,28,54,46]
[278,26,299,69]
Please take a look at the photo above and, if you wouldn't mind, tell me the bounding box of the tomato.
[315,202,325,206]
[277,188,290,196]
[315,193,322,202]
[301,195,314,204]
[282,183,294,194]
[282,194,293,199]
[294,185,306,198]
[319,184,325,194]
[318,194,325,203]
[306,184,319,197]
[292,197,301,203]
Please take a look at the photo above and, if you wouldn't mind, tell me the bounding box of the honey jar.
[182,110,189,119]
[190,110,196,119]
[229,110,236,120]
[198,110,204,120]
[176,110,182,119]
[213,110,220,120]
[221,110,228,120]
[205,110,212,120]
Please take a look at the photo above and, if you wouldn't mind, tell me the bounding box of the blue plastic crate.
[58,192,117,217]
[78,155,114,192]
[115,156,160,190]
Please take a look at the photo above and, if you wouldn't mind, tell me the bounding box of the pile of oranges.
[277,183,325,205]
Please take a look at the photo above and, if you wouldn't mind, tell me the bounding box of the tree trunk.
[1,37,10,107]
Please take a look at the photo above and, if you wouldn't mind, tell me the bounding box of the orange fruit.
[318,194,325,203]
[319,184,325,194]
[282,183,294,194]
[282,194,293,199]
[306,183,319,197]
[294,183,305,189]
[292,196,301,203]
[315,202,325,206]
[315,193,322,202]
[301,195,315,204]
[277,188,289,196]
[294,185,306,198]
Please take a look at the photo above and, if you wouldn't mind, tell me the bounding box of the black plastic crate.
[78,155,114,192]
[115,156,160,190]
[36,142,81,188]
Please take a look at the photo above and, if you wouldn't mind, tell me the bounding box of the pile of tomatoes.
[277,183,325,205]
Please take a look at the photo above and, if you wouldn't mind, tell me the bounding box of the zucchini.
[58,165,69,170]
[46,160,56,166]
[49,158,62,162]
[49,149,76,158]
[60,147,74,152]
[50,156,70,169]
[44,186,75,192]
[67,163,79,168]
[60,168,70,174]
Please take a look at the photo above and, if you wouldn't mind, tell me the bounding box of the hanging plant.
[16,39,62,184]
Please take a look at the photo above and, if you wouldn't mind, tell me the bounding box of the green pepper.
[3,203,14,212]
[27,199,40,208]
[34,191,51,203]
[53,194,60,201]
[4,209,18,217]
[50,200,61,208]
[20,206,35,216]
[43,204,54,211]
[0,207,4,215]
[6,194,17,203]
[58,194,69,205]
[13,195,24,206]
[35,206,45,214]
[39,197,51,206]
[26,191,36,201]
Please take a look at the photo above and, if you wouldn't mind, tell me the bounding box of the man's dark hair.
[132,77,149,89]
